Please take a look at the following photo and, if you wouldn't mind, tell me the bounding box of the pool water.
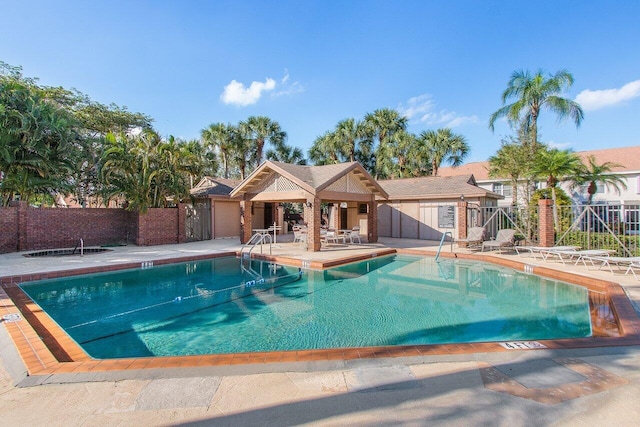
[20,255,591,359]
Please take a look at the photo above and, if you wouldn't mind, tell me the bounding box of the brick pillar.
[367,198,378,243]
[306,198,322,252]
[538,199,554,247]
[329,204,339,229]
[457,201,468,246]
[240,200,253,244]
[177,203,187,243]
[16,201,28,251]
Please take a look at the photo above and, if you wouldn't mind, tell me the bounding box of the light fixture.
[306,202,313,208]
[460,195,465,201]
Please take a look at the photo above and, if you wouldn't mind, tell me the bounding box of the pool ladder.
[435,231,453,261]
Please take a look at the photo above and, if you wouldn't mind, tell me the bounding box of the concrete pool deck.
[2,238,640,425]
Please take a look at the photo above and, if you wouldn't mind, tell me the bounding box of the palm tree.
[241,116,286,168]
[574,155,626,204]
[489,69,584,149]
[532,147,583,229]
[364,108,408,179]
[266,143,307,164]
[309,131,341,165]
[201,123,233,178]
[389,130,418,178]
[418,128,469,176]
[334,118,368,162]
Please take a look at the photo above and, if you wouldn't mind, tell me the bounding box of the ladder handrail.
[435,231,453,261]
[240,232,273,258]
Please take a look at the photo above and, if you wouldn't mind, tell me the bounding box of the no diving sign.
[2,313,21,323]
[499,341,547,350]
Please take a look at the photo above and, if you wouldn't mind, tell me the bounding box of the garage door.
[213,201,241,238]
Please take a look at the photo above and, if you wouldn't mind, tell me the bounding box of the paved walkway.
[2,238,640,425]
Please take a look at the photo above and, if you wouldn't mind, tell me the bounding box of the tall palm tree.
[266,143,307,165]
[200,123,233,178]
[309,131,341,165]
[334,118,367,162]
[574,155,626,204]
[418,128,469,176]
[389,130,418,178]
[364,108,408,179]
[532,147,583,229]
[241,116,286,168]
[489,69,584,149]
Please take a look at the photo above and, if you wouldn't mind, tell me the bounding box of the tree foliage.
[489,69,584,149]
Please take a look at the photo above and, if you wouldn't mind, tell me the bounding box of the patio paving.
[2,237,640,425]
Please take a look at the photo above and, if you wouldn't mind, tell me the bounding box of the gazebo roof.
[230,161,388,199]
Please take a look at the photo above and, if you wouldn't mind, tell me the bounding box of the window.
[492,183,512,197]
[358,203,368,214]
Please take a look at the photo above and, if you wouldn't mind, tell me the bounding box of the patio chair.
[456,226,485,249]
[322,229,340,245]
[481,229,516,253]
[292,226,307,246]
[349,226,362,244]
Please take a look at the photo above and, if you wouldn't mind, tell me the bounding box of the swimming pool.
[20,255,592,359]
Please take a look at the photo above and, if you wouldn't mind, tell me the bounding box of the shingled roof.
[190,177,241,198]
[437,145,640,181]
[230,160,388,198]
[378,175,503,200]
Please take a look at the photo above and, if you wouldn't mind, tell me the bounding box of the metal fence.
[475,205,539,244]
[555,203,640,256]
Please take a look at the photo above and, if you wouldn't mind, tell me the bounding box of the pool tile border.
[2,249,640,378]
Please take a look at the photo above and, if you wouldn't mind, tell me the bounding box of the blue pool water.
[20,255,591,359]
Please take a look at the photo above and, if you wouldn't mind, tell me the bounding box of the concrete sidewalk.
[2,343,640,426]
[2,238,640,425]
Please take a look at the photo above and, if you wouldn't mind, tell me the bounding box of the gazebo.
[230,161,388,252]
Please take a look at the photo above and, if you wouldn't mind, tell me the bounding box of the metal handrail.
[435,231,453,261]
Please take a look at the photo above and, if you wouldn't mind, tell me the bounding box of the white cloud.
[273,69,304,97]
[220,70,303,106]
[398,94,479,128]
[220,78,276,106]
[575,80,640,111]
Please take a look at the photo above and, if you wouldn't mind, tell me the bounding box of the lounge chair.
[581,255,640,274]
[481,229,516,253]
[456,226,485,249]
[626,262,640,280]
[515,245,580,260]
[545,248,615,265]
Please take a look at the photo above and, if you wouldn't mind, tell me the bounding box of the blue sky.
[2,0,639,163]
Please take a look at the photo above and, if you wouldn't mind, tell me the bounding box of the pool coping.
[2,248,640,380]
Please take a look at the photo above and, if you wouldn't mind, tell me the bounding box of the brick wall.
[0,206,18,253]
[135,207,179,246]
[25,207,134,250]
[0,202,186,253]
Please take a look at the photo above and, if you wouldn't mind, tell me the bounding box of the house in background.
[437,146,640,207]
[377,175,503,240]
[190,177,242,239]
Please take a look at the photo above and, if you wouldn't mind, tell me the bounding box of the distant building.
[437,146,640,206]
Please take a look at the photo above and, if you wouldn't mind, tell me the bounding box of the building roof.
[378,175,503,200]
[436,145,640,181]
[230,160,388,199]
[190,177,241,198]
